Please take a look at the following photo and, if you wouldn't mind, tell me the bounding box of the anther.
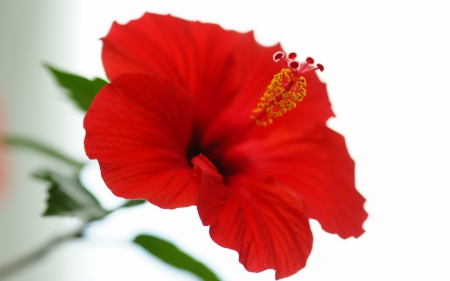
[250,51,324,126]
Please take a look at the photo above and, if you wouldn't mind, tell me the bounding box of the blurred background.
[0,0,449,280]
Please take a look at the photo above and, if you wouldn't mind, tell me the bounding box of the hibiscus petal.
[201,70,335,157]
[195,154,313,280]
[102,13,249,100]
[221,124,368,238]
[281,71,335,127]
[84,73,198,208]
[102,13,334,149]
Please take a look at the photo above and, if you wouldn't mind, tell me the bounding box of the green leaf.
[45,64,107,111]
[134,234,220,281]
[120,199,146,208]
[34,170,107,222]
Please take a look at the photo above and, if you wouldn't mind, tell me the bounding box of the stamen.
[250,51,324,126]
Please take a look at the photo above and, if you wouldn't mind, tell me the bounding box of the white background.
[1,0,449,280]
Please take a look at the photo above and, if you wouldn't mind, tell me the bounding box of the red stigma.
[273,51,324,76]
[289,61,299,69]
[273,51,285,62]
[288,52,297,60]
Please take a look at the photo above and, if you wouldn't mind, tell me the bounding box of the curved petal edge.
[195,154,313,279]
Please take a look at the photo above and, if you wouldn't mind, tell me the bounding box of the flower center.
[250,51,324,126]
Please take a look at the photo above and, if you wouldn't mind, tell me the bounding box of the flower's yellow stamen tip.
[250,51,324,126]
[250,69,306,126]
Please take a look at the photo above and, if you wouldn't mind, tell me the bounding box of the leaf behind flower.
[134,234,220,281]
[121,199,146,208]
[45,64,107,111]
[34,170,107,221]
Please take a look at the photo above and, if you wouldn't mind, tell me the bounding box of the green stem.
[2,135,85,169]
[0,227,84,280]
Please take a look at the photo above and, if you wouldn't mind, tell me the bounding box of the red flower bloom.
[84,13,367,279]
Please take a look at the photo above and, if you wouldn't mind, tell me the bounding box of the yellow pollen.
[250,68,307,126]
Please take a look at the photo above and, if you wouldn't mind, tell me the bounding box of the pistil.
[250,51,324,126]
[205,52,324,163]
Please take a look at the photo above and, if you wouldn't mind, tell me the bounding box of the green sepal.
[45,64,107,111]
[34,170,108,222]
[134,234,220,281]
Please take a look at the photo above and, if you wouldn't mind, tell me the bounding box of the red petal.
[102,13,252,101]
[102,13,335,154]
[84,74,198,209]
[201,71,335,156]
[281,71,335,127]
[221,124,367,238]
[195,155,313,279]
[103,13,282,128]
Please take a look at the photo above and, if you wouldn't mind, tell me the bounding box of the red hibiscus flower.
[84,13,367,279]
